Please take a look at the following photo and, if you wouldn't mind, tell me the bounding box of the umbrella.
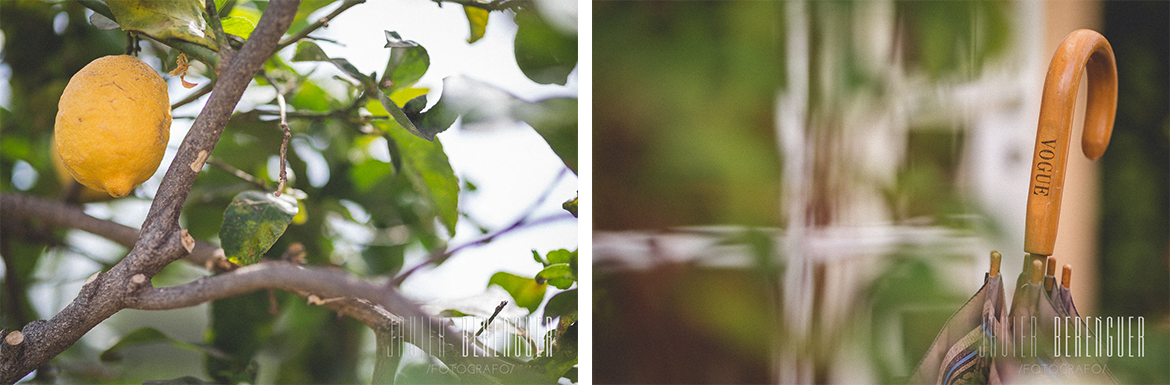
[1003,28,1118,384]
[911,29,1119,384]
[908,251,1007,385]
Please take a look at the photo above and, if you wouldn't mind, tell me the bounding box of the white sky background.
[0,0,577,348]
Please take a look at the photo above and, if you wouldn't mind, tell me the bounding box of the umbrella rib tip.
[1030,259,1045,284]
[990,250,1001,277]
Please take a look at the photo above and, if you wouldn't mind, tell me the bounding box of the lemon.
[54,55,171,198]
[50,138,113,202]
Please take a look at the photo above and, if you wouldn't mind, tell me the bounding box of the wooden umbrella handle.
[1025,29,1118,256]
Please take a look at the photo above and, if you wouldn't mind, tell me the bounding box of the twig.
[431,0,528,12]
[391,212,573,286]
[206,157,270,191]
[262,73,292,196]
[275,0,366,51]
[391,169,570,285]
[475,301,507,337]
[171,83,214,110]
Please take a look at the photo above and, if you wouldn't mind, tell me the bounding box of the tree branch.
[432,0,528,12]
[0,193,231,273]
[128,262,543,383]
[0,1,301,382]
[276,0,365,51]
[171,83,214,110]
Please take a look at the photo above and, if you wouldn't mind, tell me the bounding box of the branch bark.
[0,193,228,272]
[0,1,301,382]
[131,262,543,383]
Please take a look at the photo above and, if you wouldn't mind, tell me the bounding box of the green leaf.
[380,37,430,94]
[106,0,219,50]
[219,190,299,266]
[291,41,373,90]
[372,330,402,385]
[488,272,547,314]
[463,7,489,44]
[543,289,577,321]
[206,291,273,384]
[516,98,577,173]
[437,77,576,172]
[373,86,432,141]
[407,95,458,139]
[349,159,394,193]
[562,195,578,217]
[289,80,338,112]
[290,0,336,29]
[535,264,575,289]
[227,5,262,27]
[545,249,574,265]
[298,39,430,140]
[438,309,474,317]
[88,12,120,30]
[529,321,577,380]
[100,327,228,363]
[292,40,331,62]
[382,30,419,48]
[532,249,546,265]
[143,376,213,384]
[220,16,255,39]
[362,244,405,276]
[369,104,461,235]
[513,10,577,85]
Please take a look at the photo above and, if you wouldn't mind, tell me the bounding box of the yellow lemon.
[50,138,113,202]
[54,55,171,198]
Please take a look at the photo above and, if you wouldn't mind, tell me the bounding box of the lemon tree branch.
[0,193,229,272]
[127,262,540,384]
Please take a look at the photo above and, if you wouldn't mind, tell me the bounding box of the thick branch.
[0,193,226,271]
[129,260,489,362]
[131,0,300,276]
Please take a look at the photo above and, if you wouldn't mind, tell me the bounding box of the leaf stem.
[206,157,270,191]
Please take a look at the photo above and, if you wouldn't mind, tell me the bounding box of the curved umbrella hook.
[1025,29,1118,257]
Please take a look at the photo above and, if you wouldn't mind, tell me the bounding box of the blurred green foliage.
[594,1,785,230]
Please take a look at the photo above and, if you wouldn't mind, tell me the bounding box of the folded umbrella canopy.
[909,252,1007,384]
[911,29,1119,385]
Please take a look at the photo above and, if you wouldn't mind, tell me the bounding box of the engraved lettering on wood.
[1033,139,1058,196]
